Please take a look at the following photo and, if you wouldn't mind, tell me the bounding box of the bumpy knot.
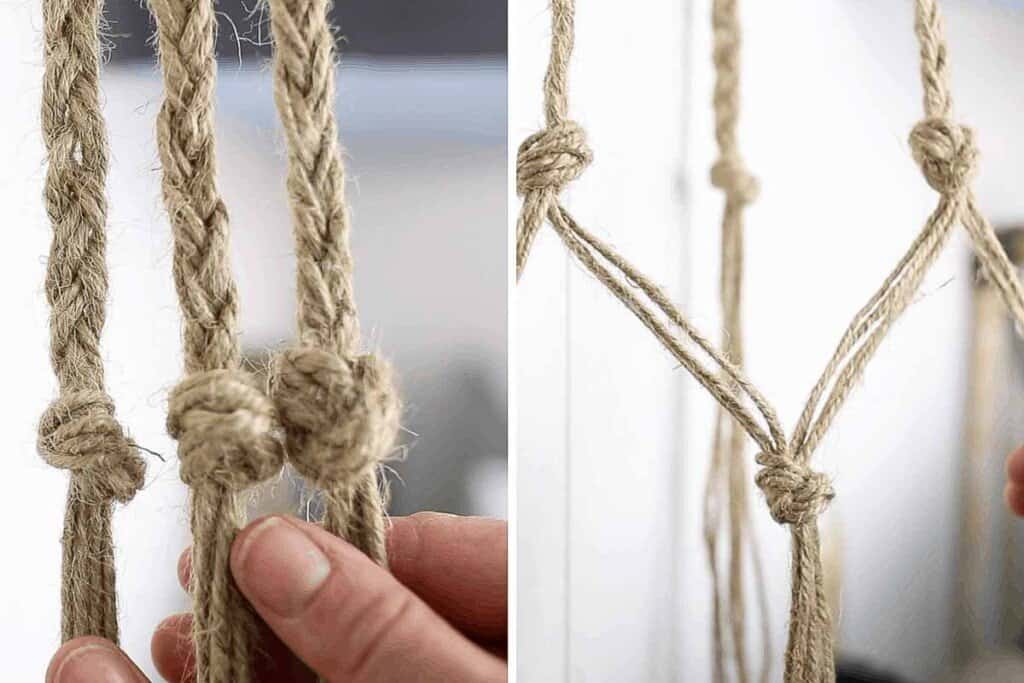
[516,120,593,196]
[38,390,146,503]
[754,451,834,526]
[710,154,760,205]
[168,369,285,491]
[270,347,400,488]
[909,117,978,194]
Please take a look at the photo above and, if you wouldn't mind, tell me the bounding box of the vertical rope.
[517,0,1024,681]
[151,0,285,679]
[37,0,146,644]
[703,1,771,681]
[266,0,399,564]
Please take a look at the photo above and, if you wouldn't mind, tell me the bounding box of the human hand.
[46,512,507,682]
[1007,446,1024,517]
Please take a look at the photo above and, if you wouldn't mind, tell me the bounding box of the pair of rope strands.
[36,0,399,676]
[515,0,1024,680]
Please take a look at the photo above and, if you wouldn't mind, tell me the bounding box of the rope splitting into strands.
[266,0,400,563]
[516,1,1024,681]
[37,0,146,643]
[151,0,285,679]
[703,1,771,681]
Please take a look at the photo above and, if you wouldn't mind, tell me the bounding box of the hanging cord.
[36,0,147,643]
[516,1,1024,681]
[703,1,772,682]
[151,0,286,679]
[266,0,400,564]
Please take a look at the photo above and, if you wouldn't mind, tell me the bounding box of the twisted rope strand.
[704,1,771,681]
[151,0,285,679]
[38,0,145,643]
[518,1,1024,681]
[267,0,398,564]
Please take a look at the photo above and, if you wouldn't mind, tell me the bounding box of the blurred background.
[0,0,505,678]
[515,1,1024,682]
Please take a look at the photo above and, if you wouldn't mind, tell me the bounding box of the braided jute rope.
[266,0,399,562]
[516,1,1024,680]
[703,1,771,681]
[38,0,147,643]
[151,0,285,679]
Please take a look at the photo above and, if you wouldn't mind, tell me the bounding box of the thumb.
[46,637,149,683]
[230,515,506,683]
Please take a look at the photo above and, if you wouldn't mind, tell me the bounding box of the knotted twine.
[703,1,771,682]
[516,0,1024,680]
[151,0,286,679]
[265,0,400,563]
[37,0,147,643]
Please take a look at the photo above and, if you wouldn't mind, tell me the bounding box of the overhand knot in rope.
[168,369,285,490]
[270,346,399,488]
[516,120,593,197]
[710,154,760,205]
[909,117,978,194]
[38,390,146,503]
[755,450,834,526]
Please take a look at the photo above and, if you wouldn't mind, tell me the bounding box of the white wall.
[516,1,1024,681]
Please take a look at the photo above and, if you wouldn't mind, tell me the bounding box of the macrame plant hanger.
[515,0,1024,681]
[37,0,148,645]
[150,0,399,679]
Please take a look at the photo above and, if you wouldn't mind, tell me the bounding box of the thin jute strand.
[516,1,1024,680]
[703,2,771,681]
[266,0,399,564]
[151,0,286,679]
[37,0,146,643]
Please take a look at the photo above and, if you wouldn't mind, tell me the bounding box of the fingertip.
[177,547,192,592]
[46,637,146,683]
[1007,482,1024,517]
[151,613,194,683]
[1008,446,1024,485]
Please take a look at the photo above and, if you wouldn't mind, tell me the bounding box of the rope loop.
[38,390,146,503]
[516,120,593,196]
[755,450,834,526]
[909,117,978,194]
[270,346,399,488]
[710,153,760,205]
[168,369,285,490]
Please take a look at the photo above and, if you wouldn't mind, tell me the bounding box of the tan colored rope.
[36,0,147,644]
[703,1,771,681]
[516,0,1024,680]
[151,0,285,679]
[266,0,399,564]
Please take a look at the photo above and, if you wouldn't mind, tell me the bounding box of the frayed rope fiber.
[37,0,146,644]
[516,0,1024,681]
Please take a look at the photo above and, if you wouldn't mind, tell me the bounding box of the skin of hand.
[1007,445,1024,517]
[45,512,507,683]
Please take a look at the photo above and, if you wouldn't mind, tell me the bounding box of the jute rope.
[265,0,399,564]
[516,1,1024,680]
[151,0,286,679]
[37,0,147,643]
[703,1,771,681]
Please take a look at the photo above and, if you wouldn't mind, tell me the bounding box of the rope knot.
[755,451,833,526]
[270,347,400,488]
[710,154,760,204]
[167,369,285,490]
[909,117,978,194]
[38,390,146,503]
[516,120,593,196]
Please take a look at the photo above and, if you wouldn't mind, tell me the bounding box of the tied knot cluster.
[710,154,760,205]
[38,390,146,503]
[516,120,593,196]
[754,451,834,526]
[909,117,978,194]
[270,347,399,487]
[168,369,285,490]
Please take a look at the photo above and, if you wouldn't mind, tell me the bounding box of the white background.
[514,1,1024,681]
